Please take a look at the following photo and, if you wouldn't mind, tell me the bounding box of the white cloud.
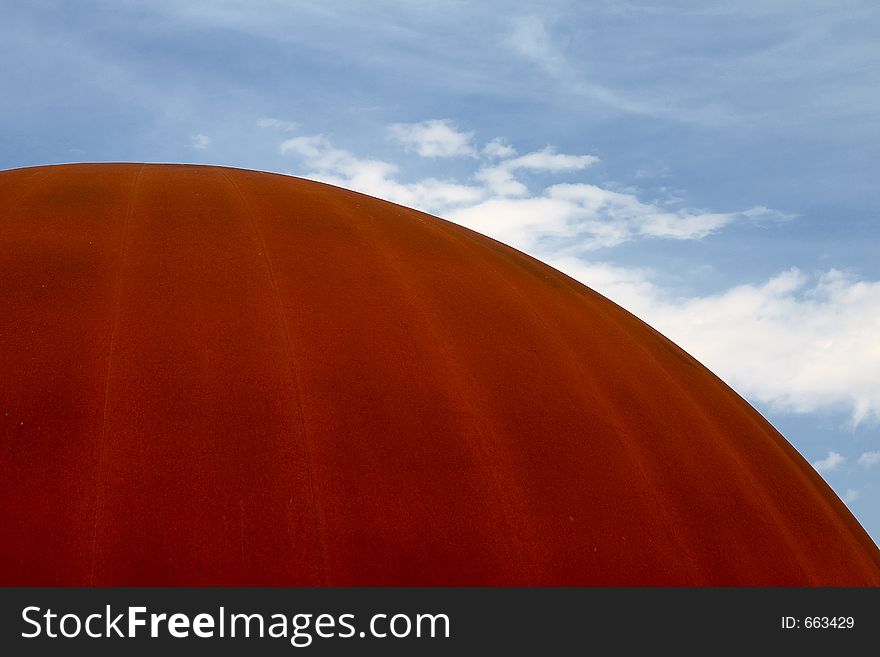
[472,149,600,199]
[844,489,860,504]
[280,134,483,210]
[449,182,782,252]
[482,138,517,159]
[859,451,880,468]
[257,117,298,132]
[452,196,610,253]
[637,210,736,239]
[388,119,476,158]
[474,165,529,197]
[502,147,599,172]
[188,133,211,150]
[812,451,846,473]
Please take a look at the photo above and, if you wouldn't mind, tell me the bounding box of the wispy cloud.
[188,133,211,150]
[388,119,476,158]
[257,117,298,132]
[504,14,731,123]
[506,15,567,74]
[859,451,880,468]
[812,451,846,473]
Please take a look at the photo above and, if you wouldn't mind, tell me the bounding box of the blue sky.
[3,0,879,543]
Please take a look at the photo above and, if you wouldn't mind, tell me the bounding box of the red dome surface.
[1,163,877,586]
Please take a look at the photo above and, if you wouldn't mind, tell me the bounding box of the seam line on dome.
[89,163,145,585]
[222,170,329,585]
[0,170,45,224]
